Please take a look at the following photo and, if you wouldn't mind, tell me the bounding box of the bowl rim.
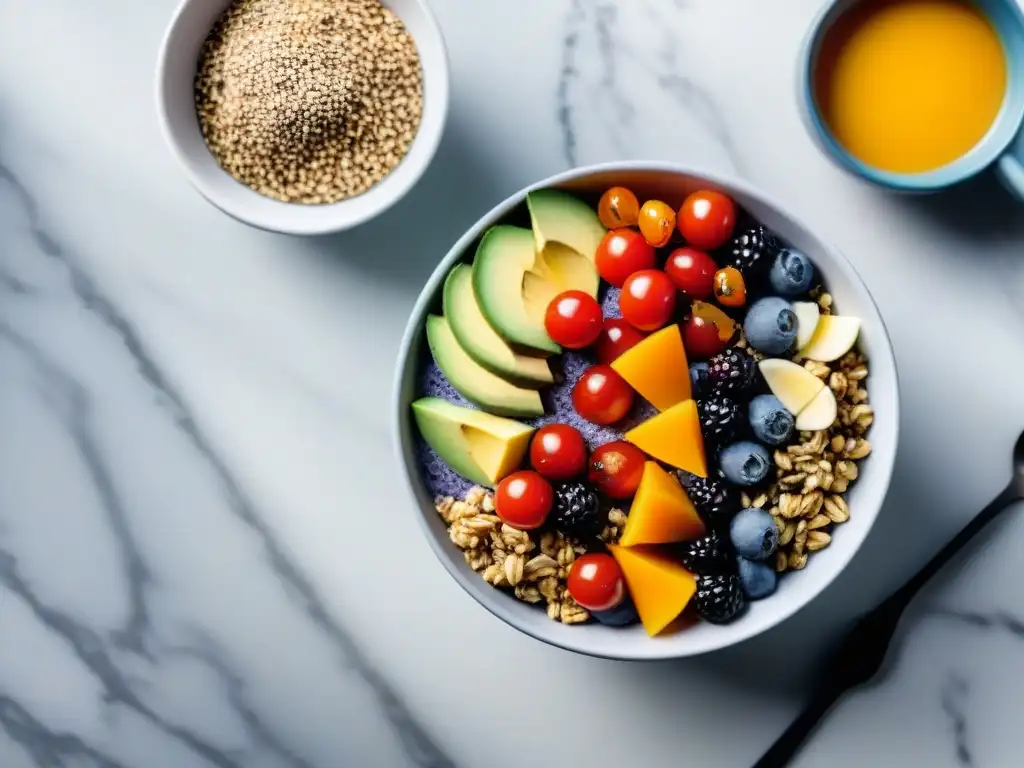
[154,0,450,235]
[391,160,900,660]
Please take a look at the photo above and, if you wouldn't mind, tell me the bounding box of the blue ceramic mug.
[798,0,1024,200]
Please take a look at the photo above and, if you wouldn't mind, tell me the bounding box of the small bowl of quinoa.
[156,0,448,235]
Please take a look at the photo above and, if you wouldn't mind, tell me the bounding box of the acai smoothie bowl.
[392,163,898,660]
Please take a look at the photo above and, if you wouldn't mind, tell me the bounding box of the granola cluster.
[436,487,592,623]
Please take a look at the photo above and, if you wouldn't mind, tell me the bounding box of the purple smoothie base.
[414,286,659,498]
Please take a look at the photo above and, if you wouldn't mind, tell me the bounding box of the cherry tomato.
[597,186,640,229]
[529,424,587,480]
[665,247,718,300]
[682,314,728,359]
[595,229,656,287]
[589,440,646,499]
[713,266,746,307]
[544,290,603,349]
[638,200,676,247]
[678,190,736,250]
[691,300,738,341]
[619,270,677,332]
[572,365,635,425]
[495,471,553,530]
[567,553,627,612]
[595,318,646,364]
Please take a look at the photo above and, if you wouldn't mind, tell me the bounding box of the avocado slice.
[412,397,536,487]
[472,225,561,355]
[527,188,606,294]
[443,264,554,388]
[425,314,545,418]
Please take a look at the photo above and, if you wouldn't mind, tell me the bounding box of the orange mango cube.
[624,399,708,477]
[608,544,697,636]
[611,324,690,411]
[620,462,705,547]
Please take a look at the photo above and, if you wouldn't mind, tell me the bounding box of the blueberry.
[737,557,777,599]
[717,441,772,486]
[689,363,711,398]
[748,394,795,446]
[769,249,814,296]
[729,508,779,561]
[593,597,639,627]
[743,297,797,355]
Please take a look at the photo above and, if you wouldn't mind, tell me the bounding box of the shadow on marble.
[893,173,1024,243]
[293,113,515,295]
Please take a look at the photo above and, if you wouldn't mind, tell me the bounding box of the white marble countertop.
[2,0,1024,765]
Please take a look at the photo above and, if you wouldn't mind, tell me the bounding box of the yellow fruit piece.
[798,315,861,363]
[608,544,697,637]
[624,399,707,477]
[795,386,838,431]
[611,324,691,411]
[620,462,706,547]
[792,301,821,349]
[758,359,825,415]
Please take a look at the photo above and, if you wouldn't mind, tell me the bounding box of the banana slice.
[799,315,861,363]
[792,302,821,350]
[758,359,825,415]
[795,386,838,430]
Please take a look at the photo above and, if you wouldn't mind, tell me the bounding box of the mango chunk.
[624,399,707,477]
[611,324,691,411]
[608,545,697,637]
[620,462,705,546]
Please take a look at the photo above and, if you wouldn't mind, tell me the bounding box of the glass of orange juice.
[798,0,1024,199]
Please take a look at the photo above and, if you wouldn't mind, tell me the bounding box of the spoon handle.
[752,685,843,767]
[753,484,1019,768]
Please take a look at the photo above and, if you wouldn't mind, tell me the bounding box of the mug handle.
[996,129,1024,202]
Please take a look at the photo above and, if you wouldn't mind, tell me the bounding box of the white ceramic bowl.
[392,162,899,660]
[155,0,449,235]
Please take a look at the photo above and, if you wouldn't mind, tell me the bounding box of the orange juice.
[814,0,1007,173]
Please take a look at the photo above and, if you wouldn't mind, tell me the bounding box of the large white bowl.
[392,162,899,660]
[155,0,449,235]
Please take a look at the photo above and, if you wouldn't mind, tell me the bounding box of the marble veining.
[0,156,451,766]
[557,0,741,173]
[3,0,1024,765]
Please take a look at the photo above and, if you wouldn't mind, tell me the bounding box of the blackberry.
[681,474,740,528]
[697,396,743,446]
[552,481,602,538]
[720,224,781,280]
[680,530,733,576]
[707,348,756,397]
[693,574,746,624]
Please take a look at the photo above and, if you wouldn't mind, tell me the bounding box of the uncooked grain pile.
[195,0,424,204]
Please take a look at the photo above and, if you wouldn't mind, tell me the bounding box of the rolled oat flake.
[195,0,424,205]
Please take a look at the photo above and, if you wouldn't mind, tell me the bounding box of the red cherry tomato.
[595,318,646,364]
[677,190,736,250]
[572,365,635,425]
[595,229,656,287]
[567,553,627,612]
[588,440,646,499]
[683,314,728,359]
[619,270,677,331]
[495,471,553,530]
[665,247,718,300]
[544,290,603,349]
[529,424,588,480]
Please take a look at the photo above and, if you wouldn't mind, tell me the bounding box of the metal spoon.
[755,430,1024,768]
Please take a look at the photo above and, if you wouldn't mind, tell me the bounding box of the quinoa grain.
[195,0,423,204]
